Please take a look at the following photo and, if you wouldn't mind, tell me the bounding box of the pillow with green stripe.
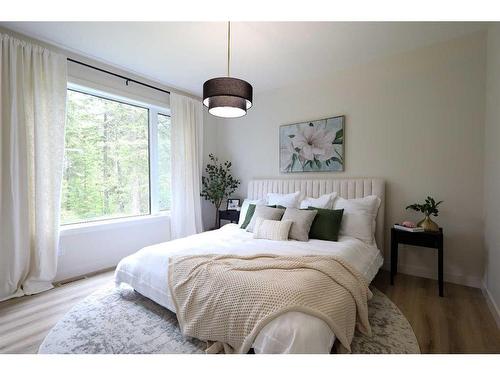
[240,204,286,229]
[307,207,344,241]
[240,204,257,229]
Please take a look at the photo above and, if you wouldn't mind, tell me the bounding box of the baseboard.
[54,266,115,285]
[482,284,500,329]
[382,261,482,288]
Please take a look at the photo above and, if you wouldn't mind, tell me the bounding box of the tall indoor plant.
[200,154,240,228]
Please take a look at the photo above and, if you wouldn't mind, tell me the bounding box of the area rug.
[38,284,420,354]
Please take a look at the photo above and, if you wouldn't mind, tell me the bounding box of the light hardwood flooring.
[372,271,500,353]
[0,269,498,354]
[0,271,114,354]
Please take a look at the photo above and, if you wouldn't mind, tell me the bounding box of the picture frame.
[279,115,345,173]
[226,198,241,211]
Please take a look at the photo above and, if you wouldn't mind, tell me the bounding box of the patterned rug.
[38,284,420,354]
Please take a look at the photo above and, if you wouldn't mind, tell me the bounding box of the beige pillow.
[254,218,293,241]
[246,205,285,233]
[281,208,318,241]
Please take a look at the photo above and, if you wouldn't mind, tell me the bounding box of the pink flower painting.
[280,116,344,173]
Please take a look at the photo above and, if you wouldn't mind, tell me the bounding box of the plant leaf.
[290,153,296,171]
[335,129,343,140]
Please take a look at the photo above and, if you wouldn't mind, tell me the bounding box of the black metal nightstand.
[391,227,444,297]
[218,210,240,228]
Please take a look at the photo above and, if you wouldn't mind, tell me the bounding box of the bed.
[115,178,385,353]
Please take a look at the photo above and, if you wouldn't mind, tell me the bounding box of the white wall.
[216,32,487,287]
[57,216,170,281]
[484,25,500,323]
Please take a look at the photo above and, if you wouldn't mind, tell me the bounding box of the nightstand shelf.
[218,210,240,228]
[391,226,444,297]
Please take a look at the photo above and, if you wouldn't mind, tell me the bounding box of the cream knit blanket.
[168,254,372,354]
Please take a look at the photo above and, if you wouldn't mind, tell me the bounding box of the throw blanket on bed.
[168,254,372,354]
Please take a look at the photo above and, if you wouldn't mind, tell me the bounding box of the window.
[61,85,170,225]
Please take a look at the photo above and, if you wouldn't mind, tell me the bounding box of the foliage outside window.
[61,87,170,225]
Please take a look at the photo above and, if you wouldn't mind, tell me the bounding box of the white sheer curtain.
[0,34,67,301]
[170,93,204,239]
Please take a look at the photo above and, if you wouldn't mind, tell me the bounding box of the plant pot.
[417,215,439,232]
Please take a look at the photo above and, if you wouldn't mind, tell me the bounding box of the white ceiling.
[1,22,487,96]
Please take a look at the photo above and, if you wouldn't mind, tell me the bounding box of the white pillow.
[238,198,265,226]
[254,218,293,241]
[333,195,381,244]
[299,192,337,209]
[266,191,301,208]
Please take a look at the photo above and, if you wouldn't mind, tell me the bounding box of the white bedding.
[114,224,383,353]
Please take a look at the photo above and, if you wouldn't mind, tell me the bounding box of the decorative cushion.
[307,207,344,242]
[266,191,301,208]
[240,203,285,230]
[281,208,317,242]
[333,195,381,244]
[238,199,265,227]
[299,193,337,209]
[240,204,257,229]
[246,205,286,233]
[253,218,293,241]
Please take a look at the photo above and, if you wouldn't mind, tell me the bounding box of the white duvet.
[114,224,383,353]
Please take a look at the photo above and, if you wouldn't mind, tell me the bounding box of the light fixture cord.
[227,21,231,77]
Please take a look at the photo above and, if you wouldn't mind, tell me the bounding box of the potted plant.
[406,196,443,232]
[200,154,241,229]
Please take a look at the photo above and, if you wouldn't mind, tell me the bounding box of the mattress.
[115,224,383,353]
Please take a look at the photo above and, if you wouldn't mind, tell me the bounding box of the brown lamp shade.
[203,77,253,118]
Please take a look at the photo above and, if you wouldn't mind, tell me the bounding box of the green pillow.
[307,207,344,241]
[240,204,286,229]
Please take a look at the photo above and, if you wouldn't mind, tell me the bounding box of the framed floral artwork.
[280,115,344,173]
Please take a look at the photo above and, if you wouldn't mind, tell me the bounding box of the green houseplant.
[200,154,241,229]
[406,196,443,232]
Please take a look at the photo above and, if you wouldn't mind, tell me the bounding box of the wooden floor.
[0,269,499,354]
[0,271,114,354]
[372,271,500,353]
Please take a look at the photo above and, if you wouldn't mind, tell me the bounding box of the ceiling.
[1,22,487,96]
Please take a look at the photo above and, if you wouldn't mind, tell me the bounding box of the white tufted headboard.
[247,178,385,249]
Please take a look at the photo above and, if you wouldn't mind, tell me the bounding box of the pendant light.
[203,22,253,118]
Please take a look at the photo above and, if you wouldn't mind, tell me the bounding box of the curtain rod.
[67,58,171,95]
